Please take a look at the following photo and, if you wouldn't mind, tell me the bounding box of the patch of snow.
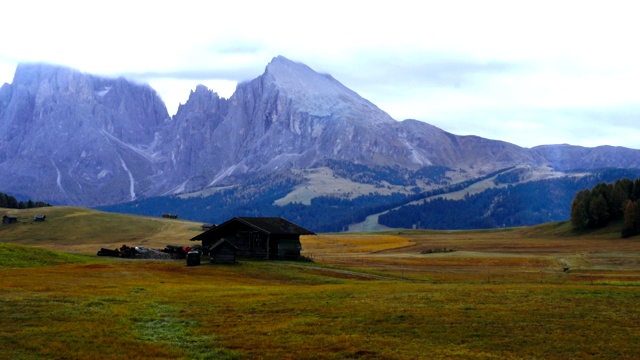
[50,159,68,198]
[119,158,136,201]
[97,169,110,180]
[95,86,112,97]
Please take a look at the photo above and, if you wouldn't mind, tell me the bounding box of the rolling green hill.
[0,206,202,253]
[0,243,92,268]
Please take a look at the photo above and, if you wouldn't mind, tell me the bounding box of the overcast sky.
[1,0,639,149]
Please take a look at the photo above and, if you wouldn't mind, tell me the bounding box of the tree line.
[570,178,640,237]
[0,192,51,209]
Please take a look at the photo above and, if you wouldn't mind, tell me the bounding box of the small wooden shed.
[201,223,215,231]
[209,239,238,264]
[34,214,47,222]
[2,215,17,224]
[191,217,315,260]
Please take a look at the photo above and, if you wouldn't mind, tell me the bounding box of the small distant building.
[191,217,315,260]
[208,239,238,264]
[34,214,47,222]
[162,213,178,219]
[2,215,18,224]
[201,223,215,231]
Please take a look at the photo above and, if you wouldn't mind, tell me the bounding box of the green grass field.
[2,207,640,359]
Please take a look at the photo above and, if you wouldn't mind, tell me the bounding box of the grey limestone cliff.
[166,56,548,190]
[1,57,639,207]
[0,63,171,205]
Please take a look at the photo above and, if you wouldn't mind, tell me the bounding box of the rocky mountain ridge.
[0,63,172,205]
[1,56,639,208]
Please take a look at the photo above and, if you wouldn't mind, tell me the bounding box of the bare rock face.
[0,63,171,205]
[1,57,639,207]
[165,56,548,189]
[165,85,229,193]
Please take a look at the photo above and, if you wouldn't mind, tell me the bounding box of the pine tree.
[6,195,18,209]
[622,200,637,238]
[633,179,640,201]
[616,178,634,199]
[570,189,591,229]
[589,194,610,228]
[634,200,640,235]
[610,180,631,219]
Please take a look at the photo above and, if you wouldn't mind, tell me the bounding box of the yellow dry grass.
[4,208,640,358]
[301,234,413,255]
[0,206,202,253]
[299,227,640,284]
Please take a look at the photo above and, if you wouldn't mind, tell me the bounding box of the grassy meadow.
[2,207,640,359]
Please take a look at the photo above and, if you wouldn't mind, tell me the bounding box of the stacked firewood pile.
[97,245,137,258]
[97,244,199,259]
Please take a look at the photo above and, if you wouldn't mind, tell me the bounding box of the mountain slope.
[167,56,423,192]
[0,63,171,205]
[166,56,549,192]
[534,144,640,171]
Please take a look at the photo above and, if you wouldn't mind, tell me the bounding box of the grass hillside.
[0,206,202,253]
[0,243,93,268]
[518,219,626,239]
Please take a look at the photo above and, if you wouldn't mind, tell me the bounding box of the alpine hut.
[208,239,238,264]
[2,215,18,224]
[191,217,315,260]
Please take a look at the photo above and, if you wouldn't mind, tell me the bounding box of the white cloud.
[1,0,640,149]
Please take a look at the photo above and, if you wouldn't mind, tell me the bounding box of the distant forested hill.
[97,176,409,233]
[379,169,640,230]
[99,169,640,232]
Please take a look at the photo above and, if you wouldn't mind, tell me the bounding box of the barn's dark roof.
[191,217,315,240]
[235,217,315,235]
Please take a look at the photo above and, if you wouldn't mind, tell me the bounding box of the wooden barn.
[191,217,315,260]
[209,239,238,264]
[2,215,17,224]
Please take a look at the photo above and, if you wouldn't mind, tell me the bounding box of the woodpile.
[97,244,197,259]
